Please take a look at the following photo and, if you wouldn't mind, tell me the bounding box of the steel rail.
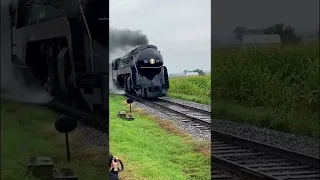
[158,97,211,115]
[125,94,211,128]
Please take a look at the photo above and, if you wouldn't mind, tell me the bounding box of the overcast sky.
[212,0,319,38]
[110,0,211,74]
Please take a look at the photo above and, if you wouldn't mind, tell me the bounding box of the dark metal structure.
[111,45,170,98]
[9,0,109,114]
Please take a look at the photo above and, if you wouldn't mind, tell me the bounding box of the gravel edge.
[133,102,211,141]
[159,97,319,157]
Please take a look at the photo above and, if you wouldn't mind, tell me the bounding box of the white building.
[185,71,199,76]
[242,34,281,45]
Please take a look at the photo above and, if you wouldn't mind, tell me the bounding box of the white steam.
[1,0,52,103]
[108,49,128,95]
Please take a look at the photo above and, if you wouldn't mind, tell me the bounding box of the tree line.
[234,23,303,45]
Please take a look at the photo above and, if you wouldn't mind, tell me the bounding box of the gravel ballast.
[212,118,319,157]
[141,97,320,157]
[56,113,108,149]
[133,101,211,141]
[73,124,109,149]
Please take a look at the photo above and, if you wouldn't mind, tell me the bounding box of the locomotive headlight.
[149,58,155,64]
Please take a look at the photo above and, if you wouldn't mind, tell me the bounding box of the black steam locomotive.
[111,45,169,98]
[9,0,109,113]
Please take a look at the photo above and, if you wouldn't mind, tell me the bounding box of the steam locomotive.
[111,45,169,98]
[9,0,109,113]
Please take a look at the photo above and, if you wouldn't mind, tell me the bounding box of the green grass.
[212,42,319,137]
[109,95,210,180]
[168,75,211,105]
[1,99,108,180]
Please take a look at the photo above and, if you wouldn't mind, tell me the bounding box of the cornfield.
[169,75,211,104]
[212,42,319,136]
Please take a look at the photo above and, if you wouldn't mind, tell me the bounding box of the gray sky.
[110,0,211,74]
[212,0,319,38]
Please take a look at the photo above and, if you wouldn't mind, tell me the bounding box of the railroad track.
[211,130,319,180]
[212,165,246,180]
[125,94,211,130]
[157,97,211,115]
[126,95,319,180]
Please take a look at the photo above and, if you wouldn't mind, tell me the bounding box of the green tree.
[233,26,246,42]
[193,69,205,76]
[262,23,302,44]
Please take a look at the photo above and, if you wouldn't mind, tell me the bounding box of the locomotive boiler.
[111,45,169,98]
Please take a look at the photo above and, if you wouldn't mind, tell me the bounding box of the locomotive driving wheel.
[45,46,69,101]
[44,77,53,95]
[126,76,133,93]
[44,45,59,98]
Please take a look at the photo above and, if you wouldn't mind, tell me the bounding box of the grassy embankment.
[1,99,108,180]
[109,95,210,180]
[168,75,211,105]
[169,42,319,137]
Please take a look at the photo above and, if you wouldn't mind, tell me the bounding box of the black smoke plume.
[109,28,149,53]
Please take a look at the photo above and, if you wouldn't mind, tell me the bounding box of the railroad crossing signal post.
[126,98,133,113]
[54,116,78,163]
[117,99,134,120]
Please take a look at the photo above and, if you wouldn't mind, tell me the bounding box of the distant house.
[185,71,199,76]
[241,34,281,47]
[246,29,264,35]
[212,36,241,49]
[169,73,184,77]
[301,37,319,43]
